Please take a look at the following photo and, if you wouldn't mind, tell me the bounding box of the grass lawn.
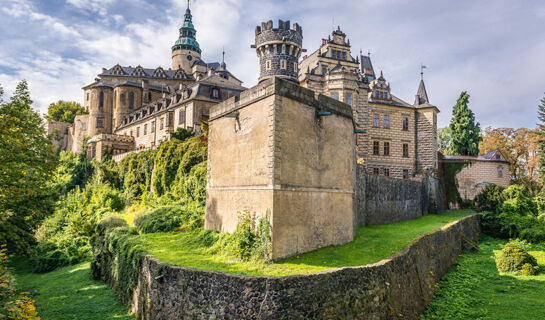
[12,259,134,320]
[423,236,545,320]
[140,210,472,277]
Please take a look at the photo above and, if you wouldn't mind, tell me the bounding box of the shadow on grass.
[11,258,134,320]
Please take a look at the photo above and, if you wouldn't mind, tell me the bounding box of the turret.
[172,2,202,73]
[252,19,303,82]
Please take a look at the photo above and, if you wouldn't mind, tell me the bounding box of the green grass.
[423,236,545,320]
[12,259,134,320]
[140,210,472,277]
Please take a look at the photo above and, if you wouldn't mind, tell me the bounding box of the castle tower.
[171,2,202,74]
[253,20,303,82]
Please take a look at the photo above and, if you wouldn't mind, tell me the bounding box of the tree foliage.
[0,80,57,254]
[479,126,540,181]
[437,126,452,154]
[537,93,545,186]
[448,91,481,156]
[45,100,87,123]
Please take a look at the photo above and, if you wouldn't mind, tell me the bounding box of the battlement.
[210,77,352,121]
[255,19,302,37]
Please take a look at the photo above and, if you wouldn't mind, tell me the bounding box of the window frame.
[403,169,409,179]
[345,93,353,107]
[331,92,339,100]
[373,141,380,155]
[402,117,409,131]
[384,142,390,156]
[96,117,104,128]
[373,113,380,128]
[383,168,390,177]
[403,143,409,158]
[384,115,390,129]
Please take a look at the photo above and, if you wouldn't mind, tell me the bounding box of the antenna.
[187,0,190,8]
[222,46,225,64]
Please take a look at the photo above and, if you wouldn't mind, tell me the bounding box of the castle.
[50,4,439,179]
[48,6,441,258]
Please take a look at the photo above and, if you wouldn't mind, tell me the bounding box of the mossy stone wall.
[93,215,480,319]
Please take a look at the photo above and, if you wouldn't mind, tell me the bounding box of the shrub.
[133,204,203,234]
[232,211,272,261]
[500,185,536,216]
[98,214,128,232]
[521,263,538,276]
[474,184,505,213]
[495,241,539,274]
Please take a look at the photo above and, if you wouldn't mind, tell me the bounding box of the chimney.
[142,80,149,103]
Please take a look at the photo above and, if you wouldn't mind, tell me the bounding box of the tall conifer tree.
[536,93,545,185]
[448,91,481,156]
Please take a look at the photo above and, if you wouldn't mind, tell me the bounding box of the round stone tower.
[254,19,303,82]
[172,3,201,74]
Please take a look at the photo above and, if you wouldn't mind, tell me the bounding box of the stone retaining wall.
[94,214,480,320]
[355,165,445,227]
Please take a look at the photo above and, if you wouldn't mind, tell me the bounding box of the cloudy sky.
[1,0,544,128]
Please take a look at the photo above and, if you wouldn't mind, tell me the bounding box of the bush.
[98,214,128,232]
[134,204,203,234]
[232,211,271,261]
[495,241,539,274]
[521,263,538,276]
[474,184,505,213]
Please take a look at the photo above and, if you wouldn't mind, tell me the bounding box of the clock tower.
[171,1,202,74]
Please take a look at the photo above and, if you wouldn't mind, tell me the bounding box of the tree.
[437,127,452,154]
[0,80,57,253]
[449,91,481,156]
[537,93,545,185]
[46,100,87,123]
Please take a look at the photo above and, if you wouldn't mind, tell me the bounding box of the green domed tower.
[172,1,202,73]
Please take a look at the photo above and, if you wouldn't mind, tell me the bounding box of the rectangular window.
[373,113,380,127]
[331,50,336,58]
[403,117,409,131]
[383,168,390,177]
[331,92,339,100]
[293,61,298,71]
[144,124,147,135]
[373,168,380,175]
[345,93,353,107]
[280,59,287,70]
[81,122,86,130]
[96,117,104,128]
[266,60,271,70]
[130,130,133,137]
[384,142,390,156]
[136,127,140,137]
[86,93,89,101]
[168,112,174,126]
[160,118,164,130]
[151,121,156,132]
[337,51,341,59]
[322,67,327,74]
[403,143,409,157]
[179,111,185,125]
[384,115,390,128]
[498,166,503,178]
[373,141,380,155]
[403,169,409,179]
[342,52,346,60]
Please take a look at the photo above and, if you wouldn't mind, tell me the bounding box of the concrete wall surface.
[93,214,480,320]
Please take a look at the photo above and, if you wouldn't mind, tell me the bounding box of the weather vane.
[420,64,427,79]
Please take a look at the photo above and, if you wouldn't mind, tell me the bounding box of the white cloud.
[1,0,544,130]
[66,0,114,16]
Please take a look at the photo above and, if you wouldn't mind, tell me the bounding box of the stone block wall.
[355,165,445,227]
[93,214,480,320]
[455,160,510,200]
[206,77,355,260]
[416,108,438,173]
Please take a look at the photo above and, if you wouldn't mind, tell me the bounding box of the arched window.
[498,166,503,178]
[99,91,104,108]
[129,92,134,109]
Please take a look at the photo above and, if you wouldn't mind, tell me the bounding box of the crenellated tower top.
[252,19,304,82]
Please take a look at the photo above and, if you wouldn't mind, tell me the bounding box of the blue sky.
[1,0,544,129]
